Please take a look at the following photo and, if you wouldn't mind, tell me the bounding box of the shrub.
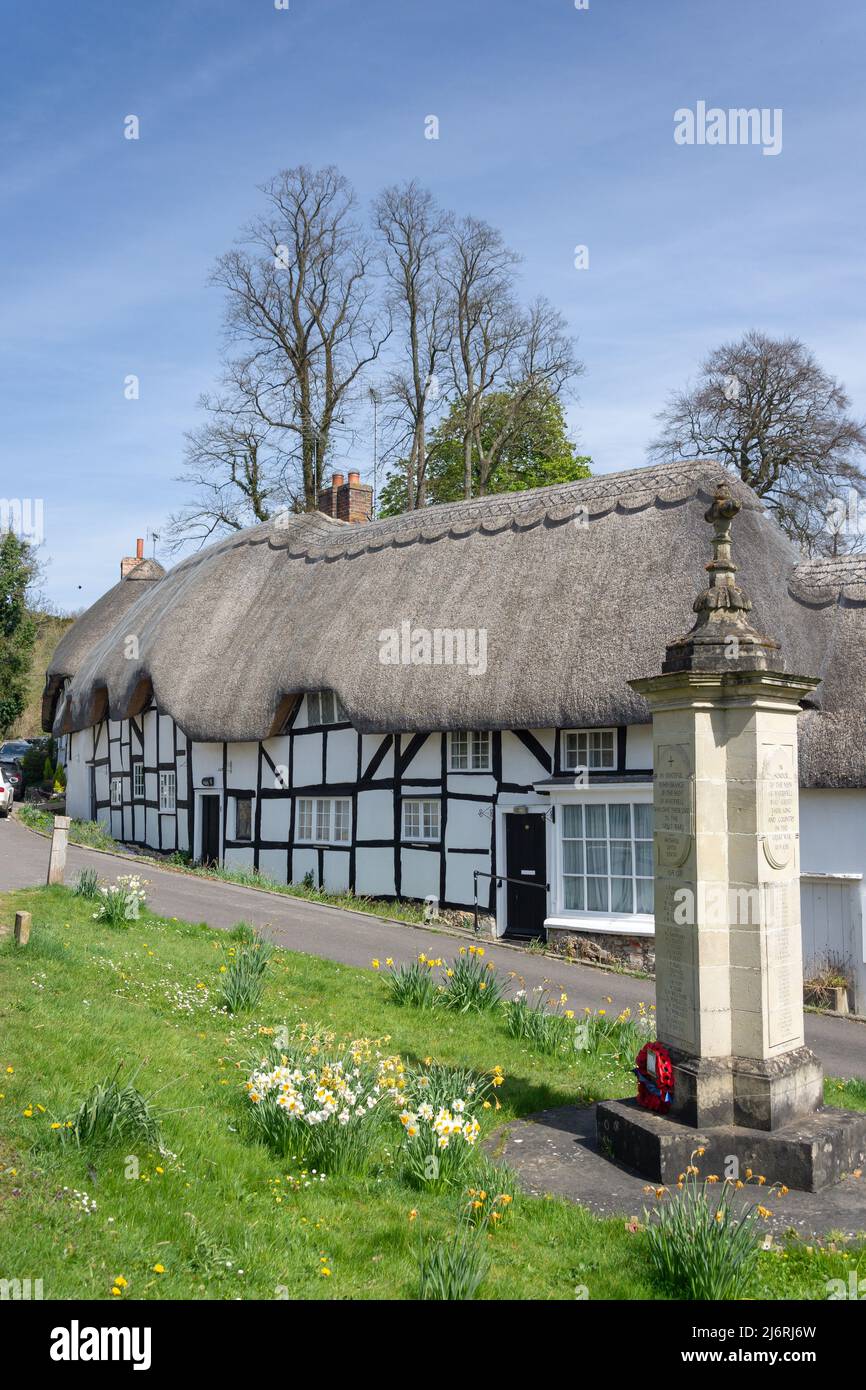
[73,868,101,899]
[643,1151,781,1300]
[417,1227,489,1300]
[92,874,148,926]
[218,929,273,1013]
[60,1065,163,1153]
[245,1033,397,1175]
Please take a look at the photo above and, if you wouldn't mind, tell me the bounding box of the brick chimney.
[121,537,145,579]
[317,470,373,524]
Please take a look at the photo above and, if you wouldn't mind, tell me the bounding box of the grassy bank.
[0,885,862,1301]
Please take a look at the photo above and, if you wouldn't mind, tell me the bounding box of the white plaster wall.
[446,853,489,909]
[447,773,496,797]
[361,734,394,779]
[356,789,393,840]
[401,847,439,899]
[400,733,441,779]
[444,797,491,852]
[800,790,866,877]
[356,846,395,896]
[323,850,351,893]
[500,730,553,783]
[261,797,291,842]
[292,734,323,787]
[326,729,357,782]
[258,848,288,885]
[291,847,318,885]
[224,846,254,872]
[192,743,223,787]
[143,712,157,765]
[626,724,653,770]
[227,743,258,789]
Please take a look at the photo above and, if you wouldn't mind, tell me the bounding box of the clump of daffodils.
[374,945,504,1014]
[93,875,149,926]
[245,1033,403,1176]
[398,1062,505,1191]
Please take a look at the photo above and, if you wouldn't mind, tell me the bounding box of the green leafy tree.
[379,390,590,515]
[0,531,38,737]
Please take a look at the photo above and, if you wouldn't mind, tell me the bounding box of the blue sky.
[2,0,864,609]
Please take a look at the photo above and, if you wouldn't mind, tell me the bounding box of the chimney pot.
[136,537,144,559]
[332,472,344,487]
[348,470,360,486]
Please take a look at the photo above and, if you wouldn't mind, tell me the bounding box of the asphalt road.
[2,814,865,1081]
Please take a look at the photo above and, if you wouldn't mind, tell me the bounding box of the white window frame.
[402,798,441,843]
[158,770,176,814]
[132,762,145,800]
[448,730,491,772]
[562,728,617,773]
[110,776,122,808]
[543,783,655,936]
[306,691,347,727]
[295,796,351,845]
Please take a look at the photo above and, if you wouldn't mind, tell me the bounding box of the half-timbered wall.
[62,694,653,915]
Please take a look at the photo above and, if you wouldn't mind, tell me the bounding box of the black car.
[0,760,24,799]
[0,739,31,764]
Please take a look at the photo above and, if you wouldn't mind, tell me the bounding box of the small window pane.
[471,731,490,770]
[585,804,606,839]
[587,877,608,912]
[235,798,252,841]
[423,801,440,840]
[297,799,313,840]
[562,838,584,876]
[586,842,608,875]
[634,803,654,839]
[315,799,330,840]
[609,803,630,838]
[611,877,633,913]
[564,877,584,910]
[635,840,653,876]
[333,799,350,843]
[450,731,468,769]
[636,878,655,914]
[562,804,582,838]
[610,840,632,875]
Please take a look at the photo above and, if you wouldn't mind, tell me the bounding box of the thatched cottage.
[43,461,866,995]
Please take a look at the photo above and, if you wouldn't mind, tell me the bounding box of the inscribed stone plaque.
[654,743,695,870]
[759,744,797,870]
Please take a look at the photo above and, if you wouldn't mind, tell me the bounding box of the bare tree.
[211,165,389,513]
[374,181,451,508]
[648,331,866,552]
[444,217,582,497]
[164,399,297,551]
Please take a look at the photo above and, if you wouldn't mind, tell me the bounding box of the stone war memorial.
[598,481,866,1192]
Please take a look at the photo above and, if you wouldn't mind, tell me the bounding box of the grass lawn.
[1,884,864,1302]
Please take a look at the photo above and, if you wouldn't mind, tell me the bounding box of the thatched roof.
[45,461,866,787]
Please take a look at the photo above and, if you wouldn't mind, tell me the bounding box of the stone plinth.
[597,1097,866,1193]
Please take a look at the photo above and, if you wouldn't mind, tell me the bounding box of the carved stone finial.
[662,480,781,674]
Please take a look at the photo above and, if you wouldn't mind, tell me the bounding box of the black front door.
[504,813,547,939]
[199,795,220,864]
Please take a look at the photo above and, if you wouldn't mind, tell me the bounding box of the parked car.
[0,739,30,764]
[0,767,13,817]
[0,760,23,800]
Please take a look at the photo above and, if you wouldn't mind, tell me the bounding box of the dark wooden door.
[199,795,220,865]
[504,813,547,939]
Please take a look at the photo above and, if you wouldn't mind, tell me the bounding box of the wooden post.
[47,815,71,886]
[14,912,31,946]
